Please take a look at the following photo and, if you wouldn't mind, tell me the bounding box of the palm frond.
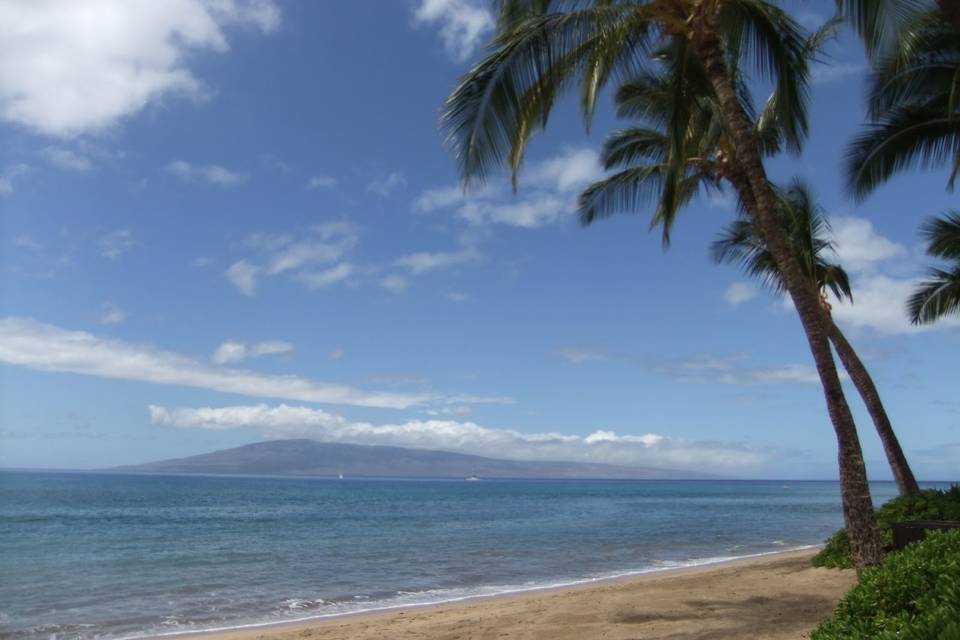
[908,266,960,323]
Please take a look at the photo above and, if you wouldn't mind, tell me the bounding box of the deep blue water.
[1,472,948,640]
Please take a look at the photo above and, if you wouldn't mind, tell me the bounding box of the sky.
[1,0,957,480]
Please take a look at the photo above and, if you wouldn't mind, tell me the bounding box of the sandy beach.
[191,549,853,640]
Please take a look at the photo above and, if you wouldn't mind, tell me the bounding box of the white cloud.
[99,228,134,259]
[99,302,128,325]
[413,0,494,63]
[416,148,603,228]
[329,347,345,360]
[366,171,407,197]
[148,403,772,471]
[192,256,213,268]
[294,263,354,289]
[232,222,359,295]
[44,147,92,171]
[212,339,293,365]
[395,247,480,274]
[723,282,756,306]
[226,260,260,296]
[0,317,427,409]
[526,148,604,192]
[556,347,609,364]
[14,234,43,251]
[831,216,907,272]
[447,291,470,302]
[830,275,960,334]
[166,160,247,186]
[306,175,336,190]
[381,274,411,293]
[0,0,280,136]
[0,163,30,195]
[414,186,464,212]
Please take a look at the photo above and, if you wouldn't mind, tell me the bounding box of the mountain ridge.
[111,439,724,480]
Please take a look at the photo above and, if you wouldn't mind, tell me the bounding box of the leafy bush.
[811,529,960,639]
[812,486,960,569]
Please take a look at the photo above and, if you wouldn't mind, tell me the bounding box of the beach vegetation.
[811,529,960,639]
[443,0,884,569]
[813,486,960,568]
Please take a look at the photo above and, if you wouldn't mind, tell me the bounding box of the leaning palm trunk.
[828,323,921,496]
[692,9,883,569]
[728,179,921,499]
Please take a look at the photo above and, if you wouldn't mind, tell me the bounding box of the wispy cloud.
[395,247,481,274]
[0,317,428,409]
[653,354,825,385]
[413,0,494,63]
[306,175,337,190]
[212,340,293,365]
[166,160,248,186]
[416,148,604,228]
[366,171,407,197]
[555,346,609,364]
[0,163,31,195]
[228,222,359,295]
[99,302,128,325]
[43,147,92,172]
[148,403,773,471]
[0,0,280,136]
[98,229,134,260]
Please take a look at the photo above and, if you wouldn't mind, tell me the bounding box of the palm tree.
[845,7,960,199]
[443,0,883,567]
[712,181,921,496]
[909,212,960,323]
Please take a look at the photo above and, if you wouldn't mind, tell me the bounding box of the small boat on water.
[338,473,344,480]
[465,475,480,481]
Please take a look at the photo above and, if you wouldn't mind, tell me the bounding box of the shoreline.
[151,545,834,640]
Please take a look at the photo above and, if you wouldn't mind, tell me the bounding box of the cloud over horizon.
[148,402,774,471]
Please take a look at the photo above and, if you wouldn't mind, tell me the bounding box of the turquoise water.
[0,472,943,640]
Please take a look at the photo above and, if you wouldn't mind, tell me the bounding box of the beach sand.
[193,549,854,640]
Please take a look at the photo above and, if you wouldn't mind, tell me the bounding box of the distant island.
[110,439,722,480]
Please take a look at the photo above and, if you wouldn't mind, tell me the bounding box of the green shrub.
[812,486,960,568]
[811,529,960,640]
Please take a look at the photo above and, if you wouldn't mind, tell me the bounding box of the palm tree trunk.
[937,1,960,32]
[692,9,883,570]
[828,322,921,496]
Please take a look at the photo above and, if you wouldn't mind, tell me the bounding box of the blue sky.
[1,0,957,479]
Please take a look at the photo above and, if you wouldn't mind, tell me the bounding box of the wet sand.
[190,548,853,640]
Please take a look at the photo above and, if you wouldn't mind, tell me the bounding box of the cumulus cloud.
[0,0,280,136]
[166,160,247,186]
[0,317,428,409]
[148,403,772,471]
[415,148,603,228]
[212,339,293,365]
[99,302,128,325]
[830,275,960,334]
[723,282,756,307]
[413,0,494,63]
[294,263,354,289]
[831,216,907,273]
[366,171,407,197]
[98,229,134,260]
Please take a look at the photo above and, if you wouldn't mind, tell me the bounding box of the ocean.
[0,471,945,640]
